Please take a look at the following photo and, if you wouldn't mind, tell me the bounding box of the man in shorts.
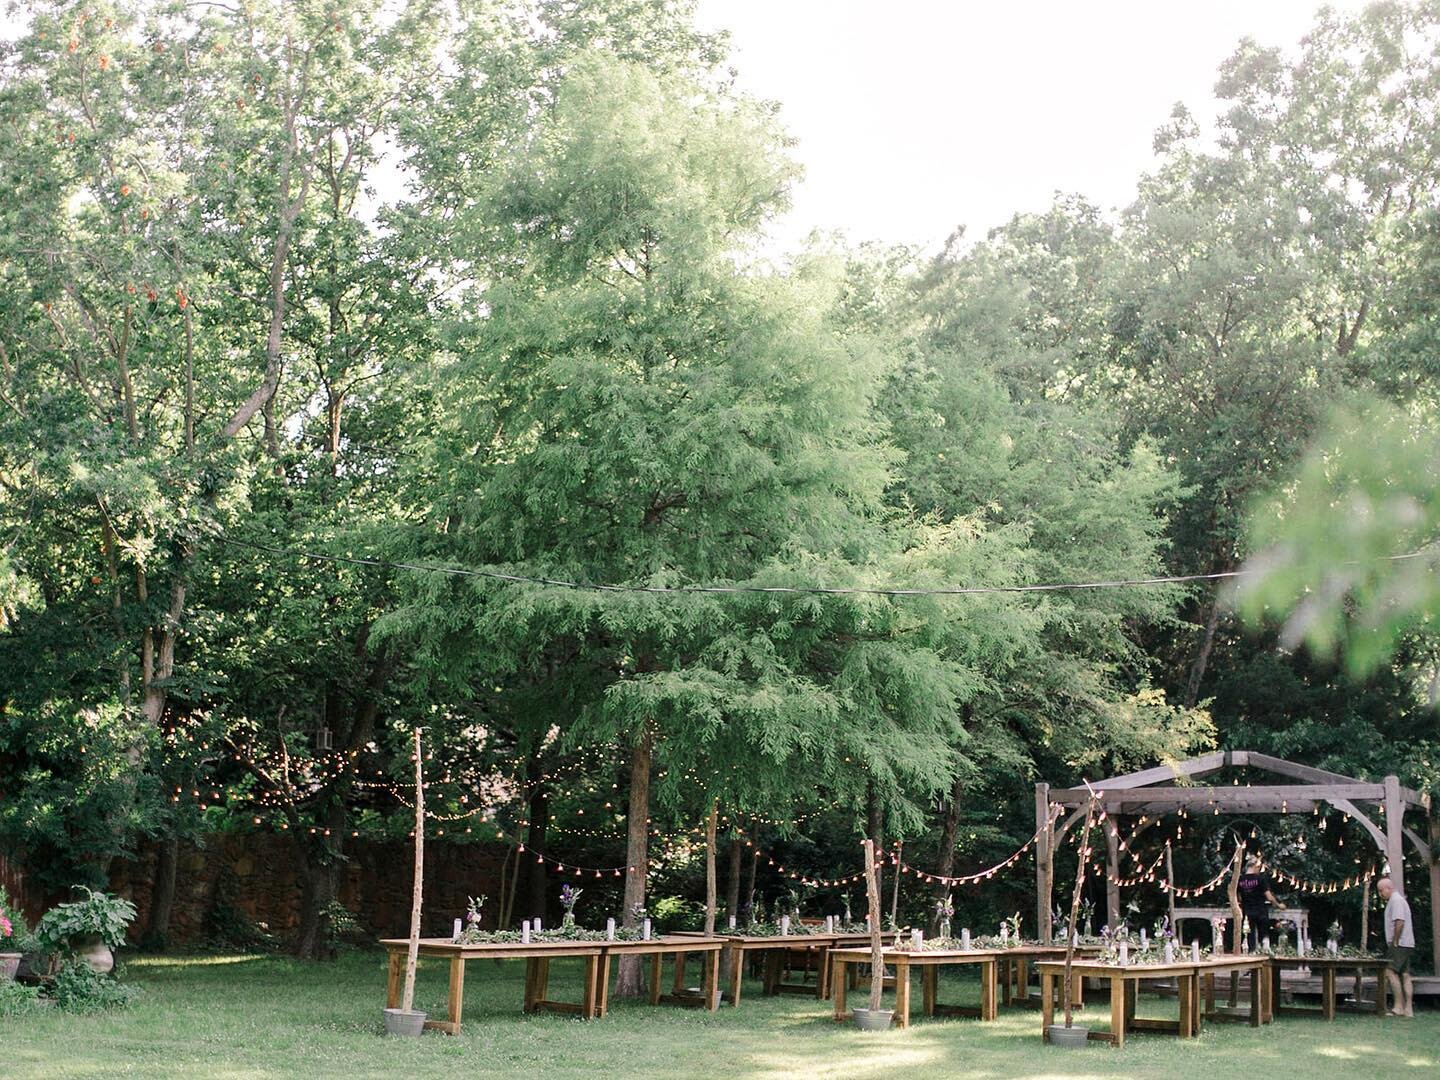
[1377,876,1414,1017]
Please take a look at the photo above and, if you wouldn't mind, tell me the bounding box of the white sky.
[693,0,1371,252]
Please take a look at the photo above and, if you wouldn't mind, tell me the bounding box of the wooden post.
[400,727,425,1015]
[1383,775,1405,894]
[1428,807,1440,977]
[1062,798,1096,1028]
[1359,876,1371,952]
[704,801,718,935]
[1105,815,1120,931]
[1035,784,1052,944]
[1227,844,1244,955]
[888,840,902,930]
[1165,841,1176,930]
[863,839,884,1013]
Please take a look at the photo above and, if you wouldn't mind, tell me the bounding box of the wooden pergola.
[1034,750,1440,972]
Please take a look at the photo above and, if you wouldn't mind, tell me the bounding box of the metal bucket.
[383,1008,427,1037]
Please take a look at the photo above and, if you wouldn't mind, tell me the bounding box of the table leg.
[1322,967,1335,1021]
[1000,957,1012,1006]
[1110,975,1126,1049]
[596,954,612,1018]
[818,950,830,1001]
[729,947,745,1007]
[922,965,937,1016]
[1192,971,1202,1034]
[703,948,719,1012]
[445,955,465,1035]
[1375,965,1387,1016]
[524,958,537,1012]
[1017,956,1030,1004]
[1041,972,1055,1037]
[833,958,848,1021]
[1179,974,1193,1039]
[649,953,663,1006]
[763,951,779,996]
[982,959,997,1021]
[581,955,599,1019]
[672,951,687,995]
[1248,967,1261,1028]
[385,951,403,1009]
[1205,971,1215,1016]
[1124,979,1136,1024]
[894,958,911,1029]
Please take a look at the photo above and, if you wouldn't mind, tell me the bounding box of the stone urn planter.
[851,1007,893,1031]
[383,1007,427,1037]
[1047,1023,1089,1048]
[0,952,21,983]
[75,936,115,975]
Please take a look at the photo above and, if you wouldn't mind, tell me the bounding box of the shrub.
[50,959,136,1012]
[0,979,42,1016]
[34,887,137,954]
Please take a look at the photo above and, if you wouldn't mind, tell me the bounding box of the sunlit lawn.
[2,950,1437,1078]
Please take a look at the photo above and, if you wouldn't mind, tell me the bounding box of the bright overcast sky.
[693,0,1371,253]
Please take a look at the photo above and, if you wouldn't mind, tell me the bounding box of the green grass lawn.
[2,951,1437,1079]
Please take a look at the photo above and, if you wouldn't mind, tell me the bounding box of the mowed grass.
[2,950,1438,1079]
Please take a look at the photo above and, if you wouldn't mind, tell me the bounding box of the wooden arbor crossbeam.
[1034,750,1439,975]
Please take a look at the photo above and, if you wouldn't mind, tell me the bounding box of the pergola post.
[1035,783,1052,944]
[1104,815,1120,931]
[1383,775,1405,895]
[1428,806,1440,976]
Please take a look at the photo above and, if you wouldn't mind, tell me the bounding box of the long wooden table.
[380,935,727,1034]
[830,947,1004,1029]
[1267,955,1388,1020]
[677,932,874,1005]
[1198,955,1272,1027]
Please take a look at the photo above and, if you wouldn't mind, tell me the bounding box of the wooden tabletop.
[1267,954,1387,968]
[1036,955,1267,977]
[830,946,1007,962]
[378,935,723,959]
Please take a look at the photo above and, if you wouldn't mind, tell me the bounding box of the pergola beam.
[1051,783,1387,805]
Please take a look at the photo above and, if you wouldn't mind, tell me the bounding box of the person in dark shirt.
[1236,854,1287,950]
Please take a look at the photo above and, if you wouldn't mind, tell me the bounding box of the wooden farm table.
[995,945,1102,1007]
[1198,955,1273,1028]
[1038,958,1203,1048]
[594,937,726,1016]
[676,932,872,1006]
[830,947,1003,1029]
[1267,955,1388,1020]
[380,938,605,1035]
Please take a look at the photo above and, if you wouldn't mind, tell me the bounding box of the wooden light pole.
[401,727,425,1017]
[864,838,885,1013]
[1061,798,1096,1028]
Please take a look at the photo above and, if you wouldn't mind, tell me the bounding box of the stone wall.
[108,835,512,946]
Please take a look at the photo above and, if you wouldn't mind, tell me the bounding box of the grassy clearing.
[1,951,1436,1079]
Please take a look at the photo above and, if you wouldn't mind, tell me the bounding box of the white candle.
[1119,942,1128,966]
[1140,928,1148,948]
[521,921,531,944]
[1262,936,1271,952]
[453,918,462,940]
[728,914,737,930]
[961,928,971,949]
[1164,941,1175,964]
[1071,931,1078,948]
[1191,941,1200,963]
[866,915,872,931]
[1000,923,1008,944]
[911,929,923,948]
[606,918,615,940]
[1328,938,1337,956]
[534,917,542,932]
[642,918,651,941]
[780,916,790,936]
[826,916,835,933]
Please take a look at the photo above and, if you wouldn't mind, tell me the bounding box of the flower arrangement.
[560,885,583,929]
[935,894,954,939]
[452,895,488,944]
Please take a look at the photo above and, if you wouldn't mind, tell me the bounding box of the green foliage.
[1237,398,1440,681]
[50,958,137,1012]
[33,888,137,953]
[0,979,43,1017]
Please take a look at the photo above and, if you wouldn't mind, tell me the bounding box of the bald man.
[1377,876,1414,1018]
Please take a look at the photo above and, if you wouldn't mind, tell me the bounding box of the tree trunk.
[930,775,963,935]
[725,835,742,927]
[293,843,340,961]
[525,785,549,921]
[744,829,758,918]
[615,730,652,997]
[142,836,179,952]
[1183,586,1224,708]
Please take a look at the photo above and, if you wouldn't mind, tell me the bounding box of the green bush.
[34,887,137,953]
[50,960,136,1012]
[0,979,43,1016]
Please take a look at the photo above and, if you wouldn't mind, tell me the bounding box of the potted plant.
[560,884,583,930]
[852,838,893,1031]
[1048,796,1096,1048]
[384,727,427,1037]
[0,887,25,983]
[33,886,137,975]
